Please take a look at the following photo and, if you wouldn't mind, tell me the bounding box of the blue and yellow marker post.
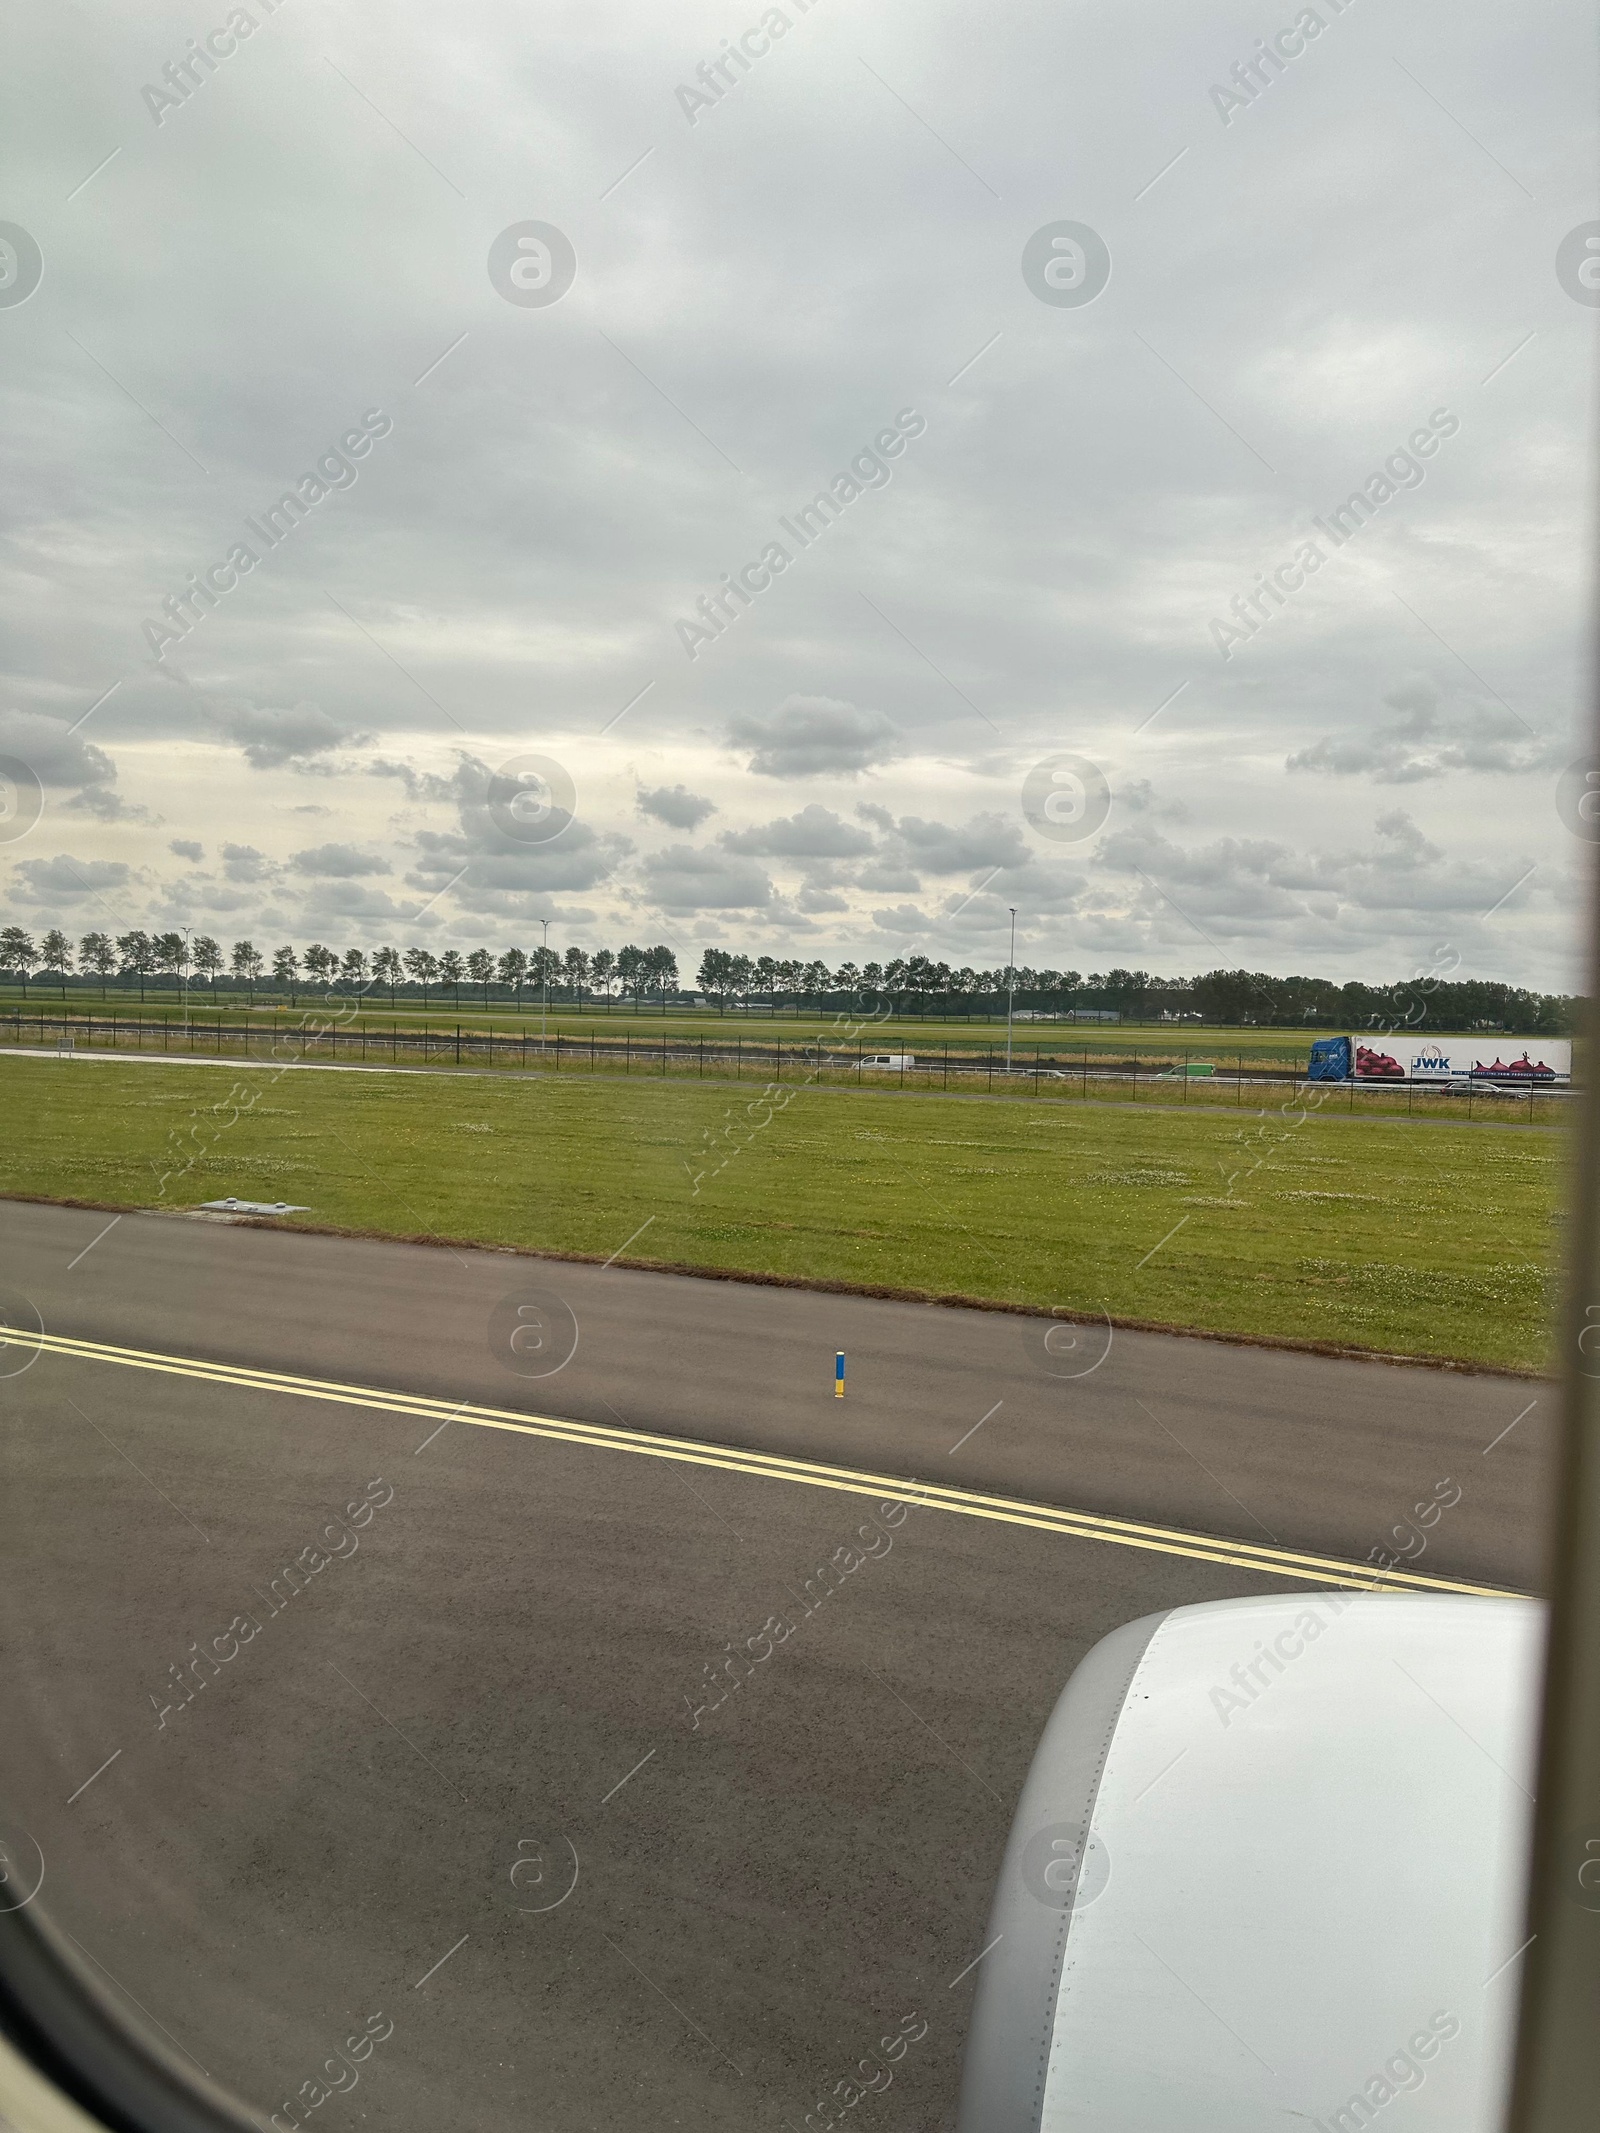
[835,1351,846,1398]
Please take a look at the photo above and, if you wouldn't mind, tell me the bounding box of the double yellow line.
[7,1326,1516,1596]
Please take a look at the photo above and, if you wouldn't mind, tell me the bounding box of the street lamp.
[538,916,551,1046]
[1005,907,1018,1073]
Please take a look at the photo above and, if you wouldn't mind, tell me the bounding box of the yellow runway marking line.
[7,1328,1519,1597]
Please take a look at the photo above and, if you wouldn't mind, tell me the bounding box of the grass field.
[0,1053,1564,1372]
[0,994,1311,1062]
[0,999,1576,1128]
[6,987,1560,1070]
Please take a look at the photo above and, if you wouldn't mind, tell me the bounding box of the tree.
[616,944,645,999]
[698,948,734,1007]
[832,963,860,1004]
[644,945,679,998]
[40,929,74,996]
[439,949,465,1005]
[231,940,264,1002]
[564,945,591,1004]
[303,944,337,988]
[729,953,753,1004]
[117,930,154,1001]
[589,948,615,1000]
[79,931,115,997]
[341,948,368,992]
[373,947,401,1004]
[271,945,299,1003]
[529,945,561,994]
[496,947,527,1004]
[1,927,39,994]
[466,948,495,1005]
[152,931,188,987]
[403,946,439,1003]
[803,959,830,1005]
[192,936,222,986]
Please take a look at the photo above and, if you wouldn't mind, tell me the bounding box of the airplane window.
[0,3,1593,2129]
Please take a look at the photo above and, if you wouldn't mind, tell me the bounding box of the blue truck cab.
[1308,1035,1352,1081]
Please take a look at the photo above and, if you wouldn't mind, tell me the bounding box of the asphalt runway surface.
[0,1200,1556,2132]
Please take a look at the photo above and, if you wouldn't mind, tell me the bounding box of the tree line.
[0,923,1576,1030]
[0,926,678,1006]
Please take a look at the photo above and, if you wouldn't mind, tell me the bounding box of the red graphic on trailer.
[1471,1053,1558,1082]
[1353,1045,1404,1080]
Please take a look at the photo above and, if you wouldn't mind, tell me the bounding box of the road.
[0,1200,1554,2133]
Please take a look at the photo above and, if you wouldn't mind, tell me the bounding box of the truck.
[1307,1034,1572,1085]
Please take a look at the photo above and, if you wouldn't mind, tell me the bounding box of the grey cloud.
[290,843,392,878]
[63,787,154,822]
[409,829,627,901]
[0,712,115,790]
[895,812,1032,874]
[728,696,902,779]
[366,759,459,802]
[221,843,275,883]
[405,755,632,902]
[637,783,717,830]
[949,871,1087,921]
[1118,779,1189,821]
[797,884,851,912]
[11,854,132,903]
[208,699,358,770]
[170,839,204,861]
[295,882,421,924]
[153,879,260,919]
[870,903,933,934]
[1101,811,1519,933]
[1372,808,1441,863]
[1287,683,1562,783]
[855,862,922,892]
[721,804,875,858]
[1,0,1583,987]
[640,846,775,912]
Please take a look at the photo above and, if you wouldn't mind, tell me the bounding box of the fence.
[3,1010,1575,1126]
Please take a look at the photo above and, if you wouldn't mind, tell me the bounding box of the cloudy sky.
[2,0,1596,986]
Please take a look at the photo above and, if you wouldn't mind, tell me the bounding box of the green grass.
[0,990,1525,1069]
[0,1053,1564,1371]
[0,1004,1575,1127]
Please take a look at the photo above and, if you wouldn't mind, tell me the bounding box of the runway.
[0,1200,1554,2131]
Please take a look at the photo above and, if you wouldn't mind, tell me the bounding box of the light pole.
[538,917,551,1046]
[1005,907,1018,1073]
